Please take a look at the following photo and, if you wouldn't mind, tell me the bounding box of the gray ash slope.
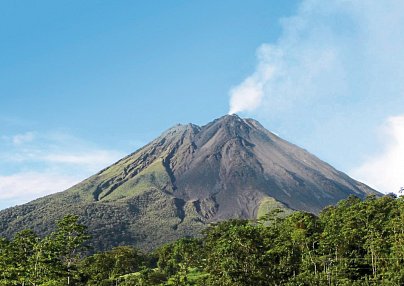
[0,115,379,250]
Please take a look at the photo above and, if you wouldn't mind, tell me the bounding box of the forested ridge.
[1,195,402,285]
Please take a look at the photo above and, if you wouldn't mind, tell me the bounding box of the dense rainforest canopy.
[0,195,403,285]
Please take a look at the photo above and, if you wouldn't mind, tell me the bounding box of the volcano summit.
[0,115,379,250]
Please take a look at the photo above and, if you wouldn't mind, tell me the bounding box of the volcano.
[0,115,379,250]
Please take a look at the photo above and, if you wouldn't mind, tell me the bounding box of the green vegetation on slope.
[1,195,403,285]
[102,159,172,201]
[257,196,294,219]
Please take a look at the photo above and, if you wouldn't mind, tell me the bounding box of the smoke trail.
[228,0,404,194]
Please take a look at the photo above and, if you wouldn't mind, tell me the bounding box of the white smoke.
[228,0,404,116]
[227,0,404,194]
[228,46,277,114]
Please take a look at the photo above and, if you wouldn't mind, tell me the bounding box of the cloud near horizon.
[228,0,404,194]
[0,131,124,209]
[352,115,404,195]
[0,171,79,201]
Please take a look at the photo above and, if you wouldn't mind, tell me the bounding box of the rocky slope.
[0,115,379,250]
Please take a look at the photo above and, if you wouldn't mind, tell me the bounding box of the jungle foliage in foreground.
[0,195,403,285]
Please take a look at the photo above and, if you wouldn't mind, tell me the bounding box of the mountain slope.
[0,115,379,250]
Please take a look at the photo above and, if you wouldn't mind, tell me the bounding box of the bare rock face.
[0,115,379,250]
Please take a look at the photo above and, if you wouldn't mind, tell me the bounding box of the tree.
[48,215,90,285]
[203,220,268,286]
[157,237,202,285]
[11,229,39,285]
[0,237,14,285]
[79,245,149,285]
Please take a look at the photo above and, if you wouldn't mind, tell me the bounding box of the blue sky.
[1,0,403,209]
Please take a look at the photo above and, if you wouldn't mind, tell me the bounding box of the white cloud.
[12,131,36,145]
[1,131,123,169]
[351,115,404,195]
[0,131,125,209]
[43,150,122,172]
[0,171,81,203]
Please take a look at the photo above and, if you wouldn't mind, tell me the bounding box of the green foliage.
[0,195,403,285]
[203,220,269,285]
[0,215,89,286]
[257,196,293,220]
[102,159,172,202]
[79,245,149,285]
